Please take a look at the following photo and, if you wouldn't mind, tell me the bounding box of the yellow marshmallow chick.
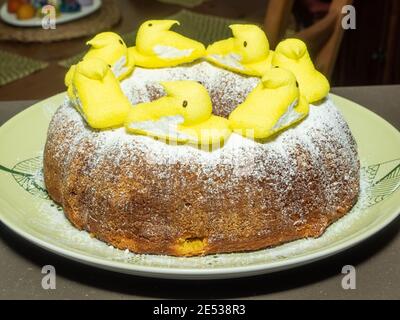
[70,58,132,129]
[65,64,76,101]
[273,38,330,103]
[84,32,134,80]
[125,81,231,146]
[206,24,273,76]
[128,20,206,68]
[64,32,134,89]
[229,67,309,139]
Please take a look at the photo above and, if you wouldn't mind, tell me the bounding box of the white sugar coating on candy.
[209,53,245,70]
[112,56,129,78]
[153,45,193,59]
[272,99,300,130]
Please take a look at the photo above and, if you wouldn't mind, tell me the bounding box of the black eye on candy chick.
[182,100,188,108]
[243,41,247,47]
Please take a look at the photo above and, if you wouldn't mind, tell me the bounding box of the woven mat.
[0,49,48,86]
[59,9,243,68]
[0,0,120,43]
[157,0,209,7]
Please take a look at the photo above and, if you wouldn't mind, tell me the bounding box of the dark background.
[0,0,399,101]
[331,0,400,85]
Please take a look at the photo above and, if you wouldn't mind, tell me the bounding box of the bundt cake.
[43,21,359,256]
[44,59,359,256]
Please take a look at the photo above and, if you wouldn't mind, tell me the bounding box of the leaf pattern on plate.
[0,156,49,200]
[1,156,400,206]
[361,158,400,207]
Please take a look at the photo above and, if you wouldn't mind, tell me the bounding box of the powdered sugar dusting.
[120,60,258,117]
[44,60,360,257]
[49,94,356,183]
[33,170,369,269]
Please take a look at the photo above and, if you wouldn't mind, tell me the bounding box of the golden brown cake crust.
[43,62,360,256]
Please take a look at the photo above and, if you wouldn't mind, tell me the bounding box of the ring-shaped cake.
[44,60,359,256]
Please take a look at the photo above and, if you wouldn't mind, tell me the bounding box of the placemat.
[59,9,242,68]
[157,0,209,7]
[0,0,120,43]
[0,49,48,86]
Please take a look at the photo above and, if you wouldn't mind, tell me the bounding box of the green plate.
[0,93,399,280]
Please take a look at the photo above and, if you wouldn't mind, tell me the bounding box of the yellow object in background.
[206,24,274,76]
[84,32,134,80]
[70,58,132,129]
[273,38,330,103]
[16,3,36,20]
[128,20,206,68]
[64,64,76,100]
[229,67,309,139]
[125,80,231,145]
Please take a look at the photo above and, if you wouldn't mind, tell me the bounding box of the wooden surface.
[0,0,269,100]
[1,0,399,98]
[0,85,399,299]
[0,0,178,100]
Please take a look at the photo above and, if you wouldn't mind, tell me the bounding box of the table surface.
[0,85,399,299]
[0,0,267,101]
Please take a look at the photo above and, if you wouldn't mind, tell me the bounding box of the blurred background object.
[265,0,353,78]
[0,0,399,100]
[332,0,400,85]
[264,0,400,84]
